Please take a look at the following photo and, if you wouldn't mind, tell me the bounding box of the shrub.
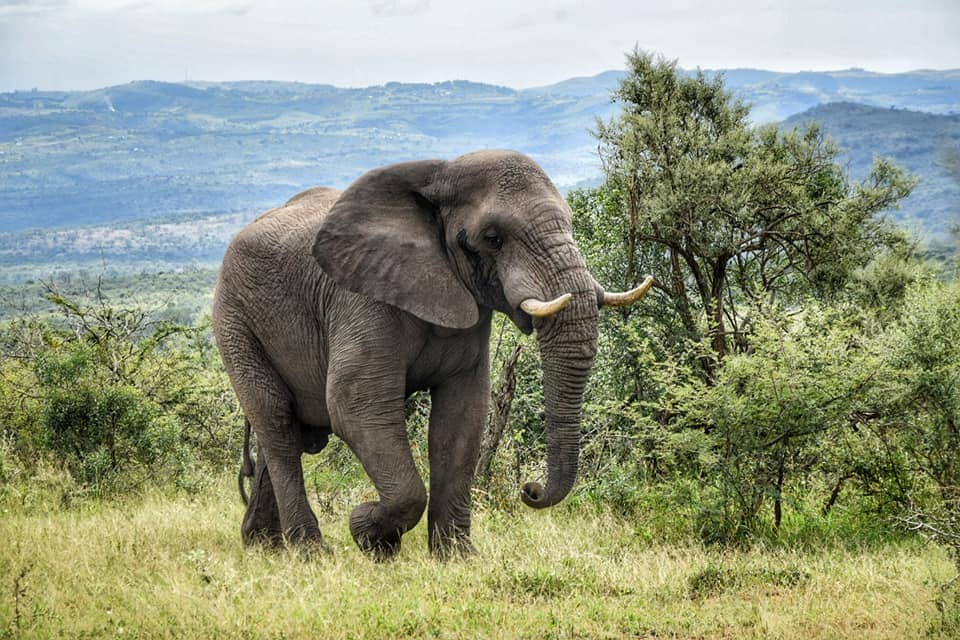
[0,290,241,502]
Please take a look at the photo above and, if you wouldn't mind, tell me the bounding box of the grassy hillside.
[0,211,244,283]
[0,267,218,322]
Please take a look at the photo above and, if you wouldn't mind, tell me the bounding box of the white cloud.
[0,0,958,91]
[69,0,253,12]
[369,0,430,18]
[0,0,65,17]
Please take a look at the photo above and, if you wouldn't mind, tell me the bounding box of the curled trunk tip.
[520,472,577,508]
[520,481,547,508]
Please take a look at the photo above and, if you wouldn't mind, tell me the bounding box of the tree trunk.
[669,248,698,338]
[626,174,639,288]
[476,343,523,485]
[706,256,729,363]
[822,474,849,515]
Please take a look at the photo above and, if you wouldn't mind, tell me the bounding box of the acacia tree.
[579,50,914,375]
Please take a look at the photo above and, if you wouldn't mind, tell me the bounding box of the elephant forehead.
[495,158,550,194]
[451,150,553,194]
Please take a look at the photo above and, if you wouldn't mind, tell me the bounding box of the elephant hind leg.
[217,317,322,547]
[241,458,283,546]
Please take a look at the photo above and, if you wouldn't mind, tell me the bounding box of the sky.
[1,0,959,92]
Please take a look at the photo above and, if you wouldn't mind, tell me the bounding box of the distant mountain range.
[0,78,619,232]
[548,67,960,121]
[0,68,957,268]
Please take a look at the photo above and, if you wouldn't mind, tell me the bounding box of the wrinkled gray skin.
[213,150,599,558]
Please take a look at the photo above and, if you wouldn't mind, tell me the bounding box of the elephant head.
[313,150,651,508]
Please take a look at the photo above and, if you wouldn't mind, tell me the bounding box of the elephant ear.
[313,159,479,329]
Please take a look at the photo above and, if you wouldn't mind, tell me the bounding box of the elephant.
[212,150,652,558]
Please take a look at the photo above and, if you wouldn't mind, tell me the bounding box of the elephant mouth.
[511,292,576,335]
[512,308,563,336]
[510,307,534,335]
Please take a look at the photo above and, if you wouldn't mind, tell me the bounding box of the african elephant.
[212,150,652,558]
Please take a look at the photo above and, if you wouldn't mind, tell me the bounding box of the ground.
[0,476,953,639]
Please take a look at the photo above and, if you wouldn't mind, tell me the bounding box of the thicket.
[476,52,960,595]
[0,284,240,506]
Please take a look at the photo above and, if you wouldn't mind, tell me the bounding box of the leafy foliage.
[863,282,960,559]
[561,52,960,566]
[586,50,914,370]
[0,287,240,502]
[658,304,875,542]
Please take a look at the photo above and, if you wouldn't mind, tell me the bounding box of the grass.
[0,476,954,639]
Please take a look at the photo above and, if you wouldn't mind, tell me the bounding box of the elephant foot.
[284,527,328,561]
[242,460,323,550]
[349,502,404,560]
[242,494,284,548]
[429,528,476,560]
[241,459,284,547]
[295,537,333,560]
[242,517,324,550]
[241,514,284,548]
[282,520,324,545]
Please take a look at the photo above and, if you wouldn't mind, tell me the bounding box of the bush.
[862,281,960,567]
[0,291,241,502]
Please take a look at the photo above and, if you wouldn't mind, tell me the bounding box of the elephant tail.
[238,417,255,505]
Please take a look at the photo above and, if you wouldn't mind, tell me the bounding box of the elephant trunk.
[520,268,598,509]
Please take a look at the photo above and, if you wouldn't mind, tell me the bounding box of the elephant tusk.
[602,275,655,307]
[520,293,573,318]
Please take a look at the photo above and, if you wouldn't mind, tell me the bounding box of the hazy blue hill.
[524,70,626,97]
[0,77,621,233]
[524,68,960,120]
[0,68,957,278]
[710,69,782,87]
[783,102,960,242]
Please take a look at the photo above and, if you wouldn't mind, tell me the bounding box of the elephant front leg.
[428,363,489,559]
[327,358,426,560]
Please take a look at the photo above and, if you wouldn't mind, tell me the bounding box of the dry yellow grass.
[0,477,953,639]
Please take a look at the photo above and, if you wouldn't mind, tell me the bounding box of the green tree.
[580,50,915,374]
[565,50,931,542]
[863,282,960,560]
[660,303,878,540]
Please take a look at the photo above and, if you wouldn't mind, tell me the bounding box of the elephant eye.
[483,229,503,251]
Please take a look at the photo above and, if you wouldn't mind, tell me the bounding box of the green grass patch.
[0,474,954,639]
[687,563,810,599]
